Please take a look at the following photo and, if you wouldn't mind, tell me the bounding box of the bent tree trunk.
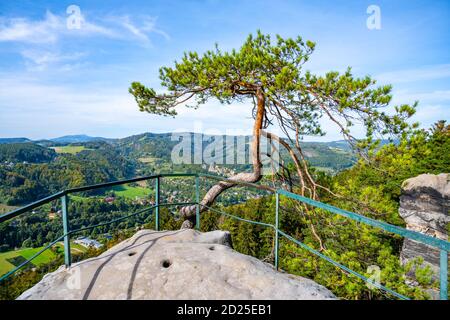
[179,90,266,228]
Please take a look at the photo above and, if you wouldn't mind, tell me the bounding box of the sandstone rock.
[17,229,336,300]
[399,173,449,280]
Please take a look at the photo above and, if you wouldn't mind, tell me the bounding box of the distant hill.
[0,135,109,144]
[324,140,352,151]
[0,132,370,172]
[49,135,110,144]
[0,138,31,144]
[112,132,357,172]
[0,143,57,163]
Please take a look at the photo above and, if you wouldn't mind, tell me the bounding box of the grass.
[50,146,90,154]
[110,185,152,199]
[69,185,152,202]
[0,247,57,276]
[0,242,88,277]
[138,157,159,164]
[0,204,17,214]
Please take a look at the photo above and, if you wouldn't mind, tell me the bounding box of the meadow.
[50,146,90,154]
[111,185,152,199]
[0,242,87,277]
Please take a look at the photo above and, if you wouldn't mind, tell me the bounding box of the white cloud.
[0,10,168,45]
[376,64,450,84]
[374,65,450,129]
[388,88,450,128]
[0,11,58,43]
[390,89,450,105]
[0,10,169,72]
[412,104,448,123]
[114,15,170,44]
[20,50,88,71]
[0,11,109,44]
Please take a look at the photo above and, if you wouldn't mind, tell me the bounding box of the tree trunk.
[179,89,266,228]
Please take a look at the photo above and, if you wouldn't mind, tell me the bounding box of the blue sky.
[0,0,449,140]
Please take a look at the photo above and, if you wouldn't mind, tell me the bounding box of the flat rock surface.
[18,229,336,300]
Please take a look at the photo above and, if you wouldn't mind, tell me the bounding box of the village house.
[74,236,103,249]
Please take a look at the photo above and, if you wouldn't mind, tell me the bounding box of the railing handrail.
[0,173,199,223]
[0,172,448,300]
[4,171,446,252]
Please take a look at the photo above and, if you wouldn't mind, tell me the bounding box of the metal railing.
[0,173,448,300]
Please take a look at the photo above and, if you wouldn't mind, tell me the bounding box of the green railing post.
[61,194,71,267]
[195,175,200,230]
[155,177,160,231]
[274,192,279,270]
[440,249,448,300]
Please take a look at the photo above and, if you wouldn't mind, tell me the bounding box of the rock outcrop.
[18,229,336,300]
[399,173,449,278]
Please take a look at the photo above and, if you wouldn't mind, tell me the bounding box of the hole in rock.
[161,259,172,268]
[209,246,215,251]
[128,252,137,257]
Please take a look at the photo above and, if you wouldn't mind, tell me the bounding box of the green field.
[0,242,87,276]
[69,185,152,201]
[111,185,152,198]
[0,247,57,276]
[50,146,90,154]
[138,156,159,164]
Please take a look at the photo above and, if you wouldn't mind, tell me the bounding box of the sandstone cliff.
[399,173,449,279]
[18,229,336,300]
